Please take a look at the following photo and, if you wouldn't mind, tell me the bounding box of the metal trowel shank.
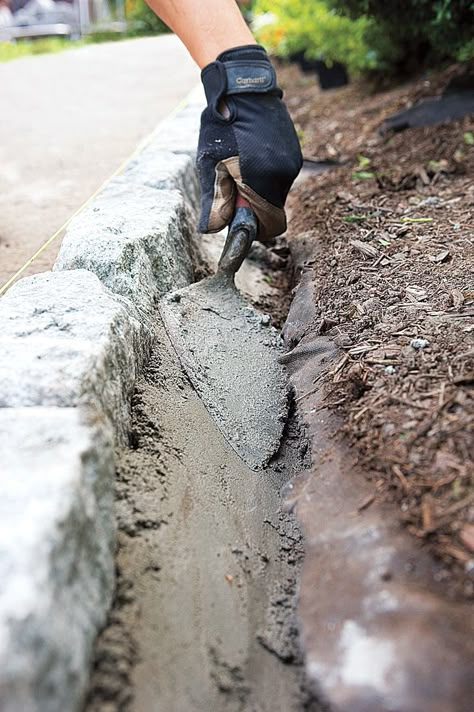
[159,203,289,471]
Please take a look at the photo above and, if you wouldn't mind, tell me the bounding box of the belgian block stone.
[0,96,204,712]
[149,86,204,157]
[0,407,115,712]
[123,148,200,214]
[0,270,148,441]
[54,179,195,316]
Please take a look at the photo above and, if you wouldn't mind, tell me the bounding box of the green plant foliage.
[0,31,134,63]
[328,0,474,69]
[357,154,371,167]
[457,38,474,61]
[343,214,367,221]
[0,3,169,64]
[352,170,375,179]
[0,37,80,62]
[253,0,474,75]
[253,0,382,73]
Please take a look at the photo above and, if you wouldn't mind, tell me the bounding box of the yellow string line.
[0,93,191,297]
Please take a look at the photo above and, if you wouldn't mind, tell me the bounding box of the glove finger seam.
[237,183,287,241]
[207,159,237,232]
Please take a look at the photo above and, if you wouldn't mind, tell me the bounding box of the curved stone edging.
[0,86,205,712]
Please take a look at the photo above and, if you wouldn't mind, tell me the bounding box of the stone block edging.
[0,85,205,712]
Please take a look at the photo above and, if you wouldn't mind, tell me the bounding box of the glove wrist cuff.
[201,45,279,105]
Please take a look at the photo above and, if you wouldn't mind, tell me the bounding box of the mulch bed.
[280,60,474,600]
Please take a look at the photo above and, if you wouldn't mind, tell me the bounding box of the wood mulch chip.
[281,60,474,600]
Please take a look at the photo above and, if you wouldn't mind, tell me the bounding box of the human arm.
[145,0,256,68]
[146,0,303,240]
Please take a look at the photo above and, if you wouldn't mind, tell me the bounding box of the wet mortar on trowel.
[84,232,324,711]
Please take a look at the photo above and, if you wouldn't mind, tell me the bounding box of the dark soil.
[280,60,474,600]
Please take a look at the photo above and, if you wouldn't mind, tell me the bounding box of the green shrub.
[329,0,474,69]
[252,0,474,76]
[253,0,387,73]
[457,38,474,62]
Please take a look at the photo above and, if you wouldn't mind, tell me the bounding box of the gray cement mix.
[85,319,322,712]
[160,273,289,472]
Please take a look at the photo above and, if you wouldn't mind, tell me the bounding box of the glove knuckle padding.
[197,45,303,241]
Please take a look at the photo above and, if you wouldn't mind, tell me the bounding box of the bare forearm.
[145,0,256,67]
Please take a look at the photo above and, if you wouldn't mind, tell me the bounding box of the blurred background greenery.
[251,0,474,76]
[2,0,473,73]
[0,0,169,63]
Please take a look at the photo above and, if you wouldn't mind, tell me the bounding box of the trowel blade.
[159,275,289,471]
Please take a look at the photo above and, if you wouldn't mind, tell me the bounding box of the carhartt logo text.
[236,76,267,85]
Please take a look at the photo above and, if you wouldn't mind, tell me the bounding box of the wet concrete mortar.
[84,237,324,712]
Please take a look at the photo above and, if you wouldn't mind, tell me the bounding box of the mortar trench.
[84,233,322,712]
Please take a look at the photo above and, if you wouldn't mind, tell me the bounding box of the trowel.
[159,197,288,471]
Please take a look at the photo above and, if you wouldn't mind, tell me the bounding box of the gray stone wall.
[0,86,205,712]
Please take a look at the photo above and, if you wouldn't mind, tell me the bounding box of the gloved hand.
[197,44,303,241]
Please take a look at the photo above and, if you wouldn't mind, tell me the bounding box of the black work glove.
[197,45,303,241]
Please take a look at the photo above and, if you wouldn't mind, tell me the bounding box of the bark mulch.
[280,61,474,601]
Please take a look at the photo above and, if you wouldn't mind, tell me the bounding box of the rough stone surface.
[149,86,203,157]
[54,178,195,318]
[123,148,200,215]
[0,407,115,712]
[0,270,148,442]
[0,95,206,712]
